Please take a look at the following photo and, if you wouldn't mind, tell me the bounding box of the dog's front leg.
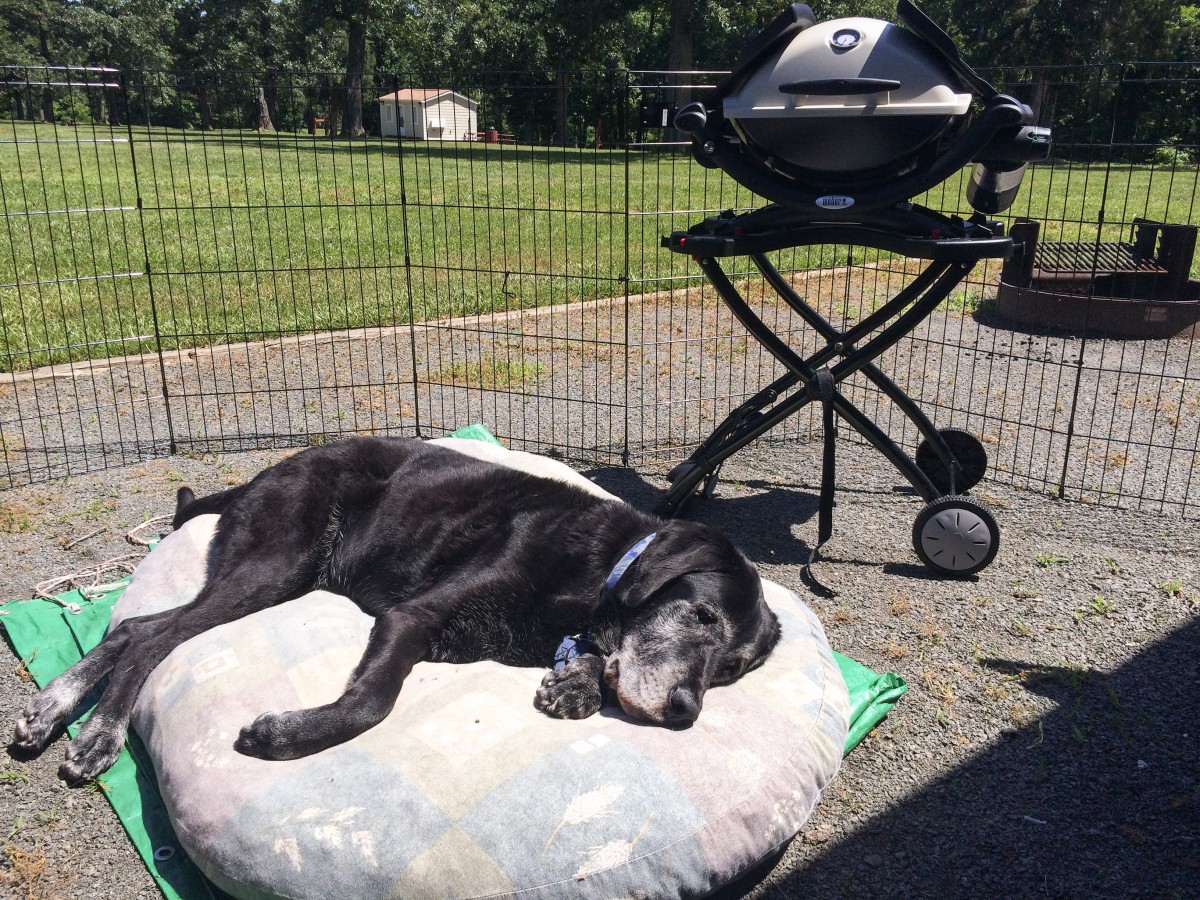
[59,601,266,782]
[234,606,431,760]
[535,654,607,720]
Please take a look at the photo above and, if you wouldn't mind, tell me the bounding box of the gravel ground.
[1,438,1197,899]
[2,276,1198,897]
[5,274,1199,511]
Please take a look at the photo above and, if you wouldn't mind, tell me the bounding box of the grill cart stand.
[654,1,1052,577]
[656,204,1012,577]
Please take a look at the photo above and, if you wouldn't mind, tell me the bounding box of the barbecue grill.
[657,1,1052,578]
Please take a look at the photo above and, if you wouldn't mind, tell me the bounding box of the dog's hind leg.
[234,605,434,760]
[12,608,180,753]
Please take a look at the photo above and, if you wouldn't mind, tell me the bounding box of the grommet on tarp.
[154,845,176,862]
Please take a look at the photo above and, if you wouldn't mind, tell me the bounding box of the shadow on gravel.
[880,560,982,583]
[584,467,820,566]
[768,615,1200,898]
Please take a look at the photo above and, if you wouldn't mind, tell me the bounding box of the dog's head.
[603,521,780,727]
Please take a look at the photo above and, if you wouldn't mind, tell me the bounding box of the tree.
[171,0,291,131]
[0,0,72,121]
[917,0,1187,66]
[298,0,402,137]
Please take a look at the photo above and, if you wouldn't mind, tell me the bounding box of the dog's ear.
[172,486,201,531]
[175,486,196,512]
[610,523,731,608]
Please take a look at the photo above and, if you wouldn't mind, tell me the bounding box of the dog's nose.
[665,686,701,726]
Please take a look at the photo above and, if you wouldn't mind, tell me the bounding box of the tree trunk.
[327,83,342,135]
[258,7,280,129]
[556,70,569,146]
[1030,71,1055,126]
[90,87,109,125]
[341,19,367,137]
[264,72,280,131]
[255,85,275,131]
[38,27,54,124]
[666,0,695,73]
[198,86,215,131]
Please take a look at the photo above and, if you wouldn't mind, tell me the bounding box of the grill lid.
[723,17,971,121]
[672,2,1050,214]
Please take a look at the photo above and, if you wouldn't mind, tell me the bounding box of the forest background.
[2,1,1199,139]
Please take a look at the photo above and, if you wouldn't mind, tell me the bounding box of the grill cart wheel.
[915,428,989,494]
[912,495,999,576]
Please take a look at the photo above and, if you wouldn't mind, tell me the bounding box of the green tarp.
[832,650,909,754]
[1,426,905,898]
[3,584,222,900]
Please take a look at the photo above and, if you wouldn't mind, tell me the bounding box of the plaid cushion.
[115,444,848,899]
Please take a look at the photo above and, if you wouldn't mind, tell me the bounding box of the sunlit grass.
[1,121,1196,372]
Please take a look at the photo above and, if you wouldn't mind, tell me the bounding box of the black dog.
[14,437,780,782]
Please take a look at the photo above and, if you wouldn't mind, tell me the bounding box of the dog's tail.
[173,484,249,530]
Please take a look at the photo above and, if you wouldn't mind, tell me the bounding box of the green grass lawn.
[1,121,1197,372]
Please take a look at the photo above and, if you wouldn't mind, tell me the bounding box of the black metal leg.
[752,252,949,348]
[831,263,973,380]
[656,375,822,515]
[830,393,941,502]
[754,253,965,488]
[656,252,977,516]
[690,370,802,459]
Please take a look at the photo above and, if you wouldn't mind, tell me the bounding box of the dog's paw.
[535,656,605,720]
[234,711,304,760]
[58,718,124,783]
[13,685,77,752]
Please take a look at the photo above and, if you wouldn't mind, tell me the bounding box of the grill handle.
[705,4,818,105]
[897,0,998,98]
[778,78,901,96]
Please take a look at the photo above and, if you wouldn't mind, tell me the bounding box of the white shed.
[378,89,479,140]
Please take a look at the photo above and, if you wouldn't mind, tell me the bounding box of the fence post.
[120,70,177,456]
[621,69,632,467]
[1056,65,1122,500]
[391,73,422,438]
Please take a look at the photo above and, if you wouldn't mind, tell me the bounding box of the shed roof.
[377,89,478,110]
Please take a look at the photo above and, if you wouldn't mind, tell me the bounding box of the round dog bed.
[114,442,849,899]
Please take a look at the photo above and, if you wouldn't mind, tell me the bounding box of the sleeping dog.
[13,437,780,782]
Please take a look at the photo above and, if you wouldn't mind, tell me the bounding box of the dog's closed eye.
[715,659,744,683]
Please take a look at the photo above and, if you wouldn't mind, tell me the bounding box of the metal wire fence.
[1,64,1197,516]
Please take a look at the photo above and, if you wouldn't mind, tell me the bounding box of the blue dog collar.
[600,532,658,601]
[553,533,657,670]
[553,634,602,670]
